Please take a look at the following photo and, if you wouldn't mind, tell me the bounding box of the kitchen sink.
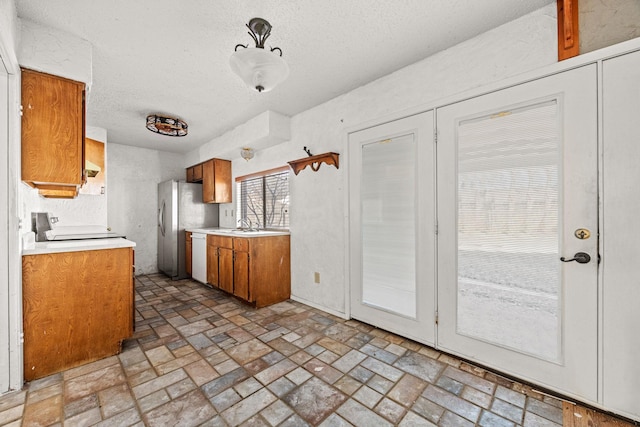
[192,228,288,236]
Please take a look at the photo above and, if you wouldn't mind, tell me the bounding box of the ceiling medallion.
[146,114,188,137]
[230,18,290,93]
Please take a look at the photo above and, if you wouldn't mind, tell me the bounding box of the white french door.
[349,111,436,345]
[436,64,598,400]
[0,54,9,393]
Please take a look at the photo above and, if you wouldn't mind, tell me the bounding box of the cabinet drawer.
[233,238,250,252]
[208,234,232,248]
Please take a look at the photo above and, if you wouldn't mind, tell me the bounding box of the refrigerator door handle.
[159,201,166,236]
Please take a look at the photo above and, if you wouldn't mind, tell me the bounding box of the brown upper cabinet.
[186,158,231,203]
[203,159,231,203]
[186,163,203,183]
[21,68,86,198]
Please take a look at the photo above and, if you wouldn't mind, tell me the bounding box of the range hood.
[85,159,101,178]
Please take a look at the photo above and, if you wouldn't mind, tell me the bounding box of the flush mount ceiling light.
[146,114,188,137]
[241,147,255,161]
[230,18,289,93]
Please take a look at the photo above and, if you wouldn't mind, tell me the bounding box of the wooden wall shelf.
[288,152,340,175]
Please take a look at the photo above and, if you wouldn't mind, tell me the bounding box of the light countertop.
[186,227,290,237]
[22,238,136,256]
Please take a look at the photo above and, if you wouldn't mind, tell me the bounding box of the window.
[236,167,290,230]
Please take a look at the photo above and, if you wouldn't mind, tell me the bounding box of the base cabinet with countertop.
[203,232,290,307]
[22,244,134,381]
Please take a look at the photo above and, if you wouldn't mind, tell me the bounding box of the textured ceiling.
[16,0,555,153]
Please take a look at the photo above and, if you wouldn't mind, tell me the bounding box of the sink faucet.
[239,218,253,231]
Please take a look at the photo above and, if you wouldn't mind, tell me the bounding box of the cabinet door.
[193,163,203,181]
[21,68,85,187]
[186,167,194,183]
[203,159,232,203]
[218,247,234,293]
[233,251,249,301]
[185,232,192,276]
[206,242,218,286]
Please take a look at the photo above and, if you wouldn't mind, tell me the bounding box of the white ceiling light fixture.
[230,18,290,93]
[241,147,255,161]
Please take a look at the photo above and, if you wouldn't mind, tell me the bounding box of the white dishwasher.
[191,233,207,284]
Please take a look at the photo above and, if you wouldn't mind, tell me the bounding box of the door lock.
[560,252,591,264]
[574,228,591,240]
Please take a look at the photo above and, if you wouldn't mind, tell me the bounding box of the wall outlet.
[314,272,320,284]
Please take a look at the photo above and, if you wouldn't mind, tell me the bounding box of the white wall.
[18,18,92,87]
[107,143,185,274]
[187,4,558,316]
[580,0,640,54]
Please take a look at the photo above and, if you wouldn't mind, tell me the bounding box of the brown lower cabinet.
[207,235,232,293]
[22,247,134,381]
[185,231,192,276]
[206,234,290,307]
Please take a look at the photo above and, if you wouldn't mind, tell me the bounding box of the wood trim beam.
[558,0,580,61]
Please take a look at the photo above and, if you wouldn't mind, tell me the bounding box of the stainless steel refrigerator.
[157,180,219,280]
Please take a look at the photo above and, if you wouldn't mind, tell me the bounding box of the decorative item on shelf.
[241,147,255,161]
[146,114,188,137]
[288,150,340,175]
[230,18,289,93]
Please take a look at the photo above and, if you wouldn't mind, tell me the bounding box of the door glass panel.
[457,100,561,362]
[361,134,416,318]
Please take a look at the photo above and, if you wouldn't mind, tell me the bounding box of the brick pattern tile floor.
[0,274,568,426]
